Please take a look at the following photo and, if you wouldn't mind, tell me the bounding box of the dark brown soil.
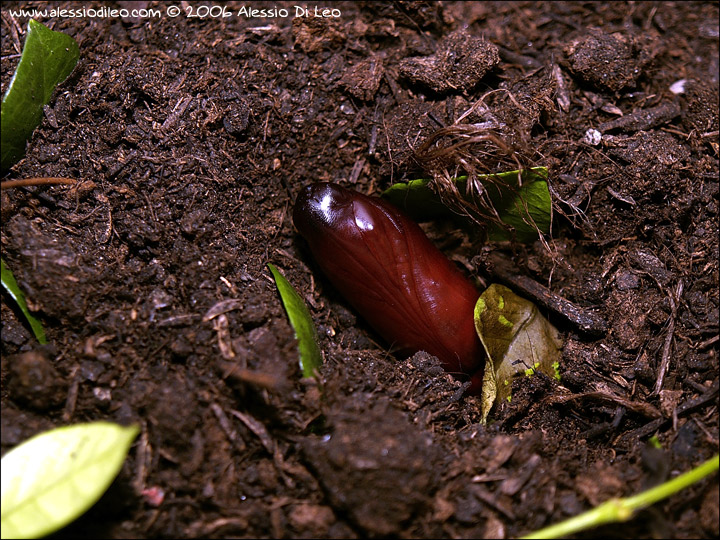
[2,2,718,538]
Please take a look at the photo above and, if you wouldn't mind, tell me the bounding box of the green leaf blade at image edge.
[521,455,719,539]
[1,19,80,172]
[0,422,139,540]
[381,167,551,243]
[474,283,563,423]
[268,263,323,378]
[1,258,46,344]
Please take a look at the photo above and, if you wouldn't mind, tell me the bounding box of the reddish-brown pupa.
[293,182,485,392]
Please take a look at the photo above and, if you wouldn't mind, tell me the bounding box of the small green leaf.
[1,422,139,539]
[1,258,47,344]
[648,435,662,449]
[381,177,458,219]
[474,284,563,422]
[486,176,552,243]
[551,360,562,381]
[381,167,551,243]
[1,19,80,171]
[268,263,323,378]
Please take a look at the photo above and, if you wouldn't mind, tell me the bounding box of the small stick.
[598,101,681,133]
[211,402,246,453]
[220,362,285,391]
[482,252,608,337]
[1,177,78,189]
[552,64,571,112]
[696,334,719,350]
[547,389,661,419]
[620,380,719,442]
[653,280,683,395]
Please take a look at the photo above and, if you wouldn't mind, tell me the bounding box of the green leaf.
[381,177,459,219]
[474,284,563,422]
[486,176,551,243]
[1,19,80,172]
[268,263,323,378]
[1,422,139,539]
[1,258,47,344]
[381,167,551,243]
